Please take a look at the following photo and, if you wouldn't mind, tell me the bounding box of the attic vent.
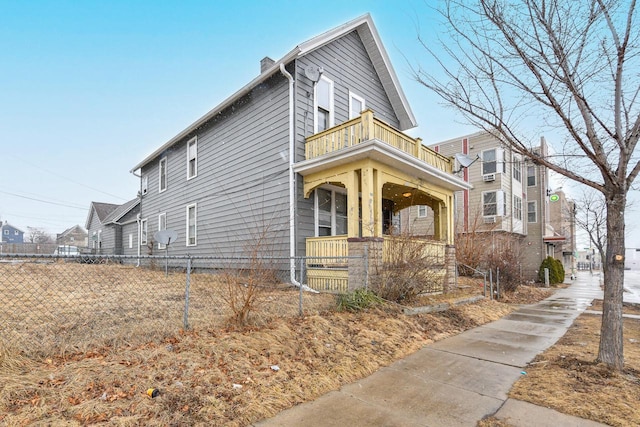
[260,56,275,73]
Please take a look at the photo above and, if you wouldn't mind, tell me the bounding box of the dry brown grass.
[509,302,640,427]
[0,262,552,426]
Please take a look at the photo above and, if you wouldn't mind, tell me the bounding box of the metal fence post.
[496,267,500,300]
[364,244,369,290]
[489,269,494,300]
[183,257,192,330]
[298,257,304,317]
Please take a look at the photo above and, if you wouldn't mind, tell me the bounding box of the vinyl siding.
[139,72,291,258]
[293,30,400,255]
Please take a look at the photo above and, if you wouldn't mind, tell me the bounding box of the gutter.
[131,169,143,266]
[280,63,317,293]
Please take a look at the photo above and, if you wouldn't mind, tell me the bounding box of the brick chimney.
[260,56,275,73]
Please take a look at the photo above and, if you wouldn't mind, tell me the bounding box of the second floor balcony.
[304,110,452,174]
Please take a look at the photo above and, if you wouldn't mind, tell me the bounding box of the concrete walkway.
[254,272,607,427]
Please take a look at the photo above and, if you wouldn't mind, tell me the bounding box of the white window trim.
[483,190,505,217]
[141,175,148,195]
[528,201,538,223]
[140,219,148,246]
[314,185,347,237]
[348,91,366,119]
[187,136,198,180]
[158,212,167,250]
[418,205,427,218]
[527,165,537,187]
[513,155,522,183]
[159,157,167,193]
[513,195,523,221]
[313,75,334,133]
[186,203,197,246]
[128,233,133,249]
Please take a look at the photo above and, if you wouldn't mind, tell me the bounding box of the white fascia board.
[293,139,472,192]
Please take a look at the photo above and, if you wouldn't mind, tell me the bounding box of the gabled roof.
[0,222,24,233]
[58,224,87,238]
[102,198,140,225]
[85,202,120,229]
[131,13,415,172]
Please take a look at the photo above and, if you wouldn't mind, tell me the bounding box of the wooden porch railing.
[305,236,349,266]
[305,110,452,174]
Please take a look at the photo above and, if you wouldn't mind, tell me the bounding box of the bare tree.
[573,189,608,264]
[27,227,54,244]
[414,0,639,369]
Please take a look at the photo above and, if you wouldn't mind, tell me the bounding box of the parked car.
[53,245,80,256]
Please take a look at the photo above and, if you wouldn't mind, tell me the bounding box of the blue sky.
[1,0,637,248]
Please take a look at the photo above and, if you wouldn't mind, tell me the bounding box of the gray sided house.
[130,14,469,290]
[86,199,140,255]
[1,222,24,244]
[56,225,88,247]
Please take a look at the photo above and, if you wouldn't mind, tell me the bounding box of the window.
[186,204,197,246]
[482,149,497,175]
[315,187,347,236]
[483,190,505,216]
[159,157,167,192]
[349,91,365,119]
[482,148,504,175]
[418,205,427,218]
[141,175,148,195]
[3,230,8,235]
[513,195,522,221]
[140,219,148,246]
[314,76,334,133]
[14,230,18,235]
[527,165,536,186]
[513,157,522,182]
[187,136,197,179]
[528,201,537,223]
[158,213,167,249]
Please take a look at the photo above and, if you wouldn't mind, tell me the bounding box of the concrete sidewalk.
[254,273,606,427]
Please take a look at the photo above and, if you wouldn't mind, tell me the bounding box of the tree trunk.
[597,192,626,370]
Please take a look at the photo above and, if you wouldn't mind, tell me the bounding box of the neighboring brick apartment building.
[402,131,576,281]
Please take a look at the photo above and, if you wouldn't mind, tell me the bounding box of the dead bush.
[371,233,444,303]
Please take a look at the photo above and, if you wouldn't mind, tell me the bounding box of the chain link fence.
[0,254,354,358]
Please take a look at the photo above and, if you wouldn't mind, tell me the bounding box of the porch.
[295,110,470,292]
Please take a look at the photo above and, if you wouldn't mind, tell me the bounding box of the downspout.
[280,62,316,292]
[131,169,143,267]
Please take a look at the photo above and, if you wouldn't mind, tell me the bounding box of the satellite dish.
[154,230,178,246]
[304,65,323,82]
[453,153,480,173]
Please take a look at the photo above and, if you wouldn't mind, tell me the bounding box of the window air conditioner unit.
[483,173,496,182]
[484,216,496,224]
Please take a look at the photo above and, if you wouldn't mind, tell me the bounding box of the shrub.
[336,288,384,312]
[538,256,565,284]
[370,233,445,302]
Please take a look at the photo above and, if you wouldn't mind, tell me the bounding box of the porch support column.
[346,169,359,238]
[361,165,375,237]
[433,201,442,241]
[374,170,383,237]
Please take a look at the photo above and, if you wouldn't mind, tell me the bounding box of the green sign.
[549,194,560,202]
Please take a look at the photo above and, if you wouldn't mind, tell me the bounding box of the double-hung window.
[315,76,334,133]
[482,149,497,175]
[513,195,523,221]
[527,165,536,186]
[187,137,197,179]
[159,157,167,192]
[158,213,167,249]
[316,187,347,236]
[349,91,365,119]
[140,219,148,246]
[528,201,537,222]
[186,204,197,246]
[418,205,427,218]
[483,190,505,217]
[513,157,522,182]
